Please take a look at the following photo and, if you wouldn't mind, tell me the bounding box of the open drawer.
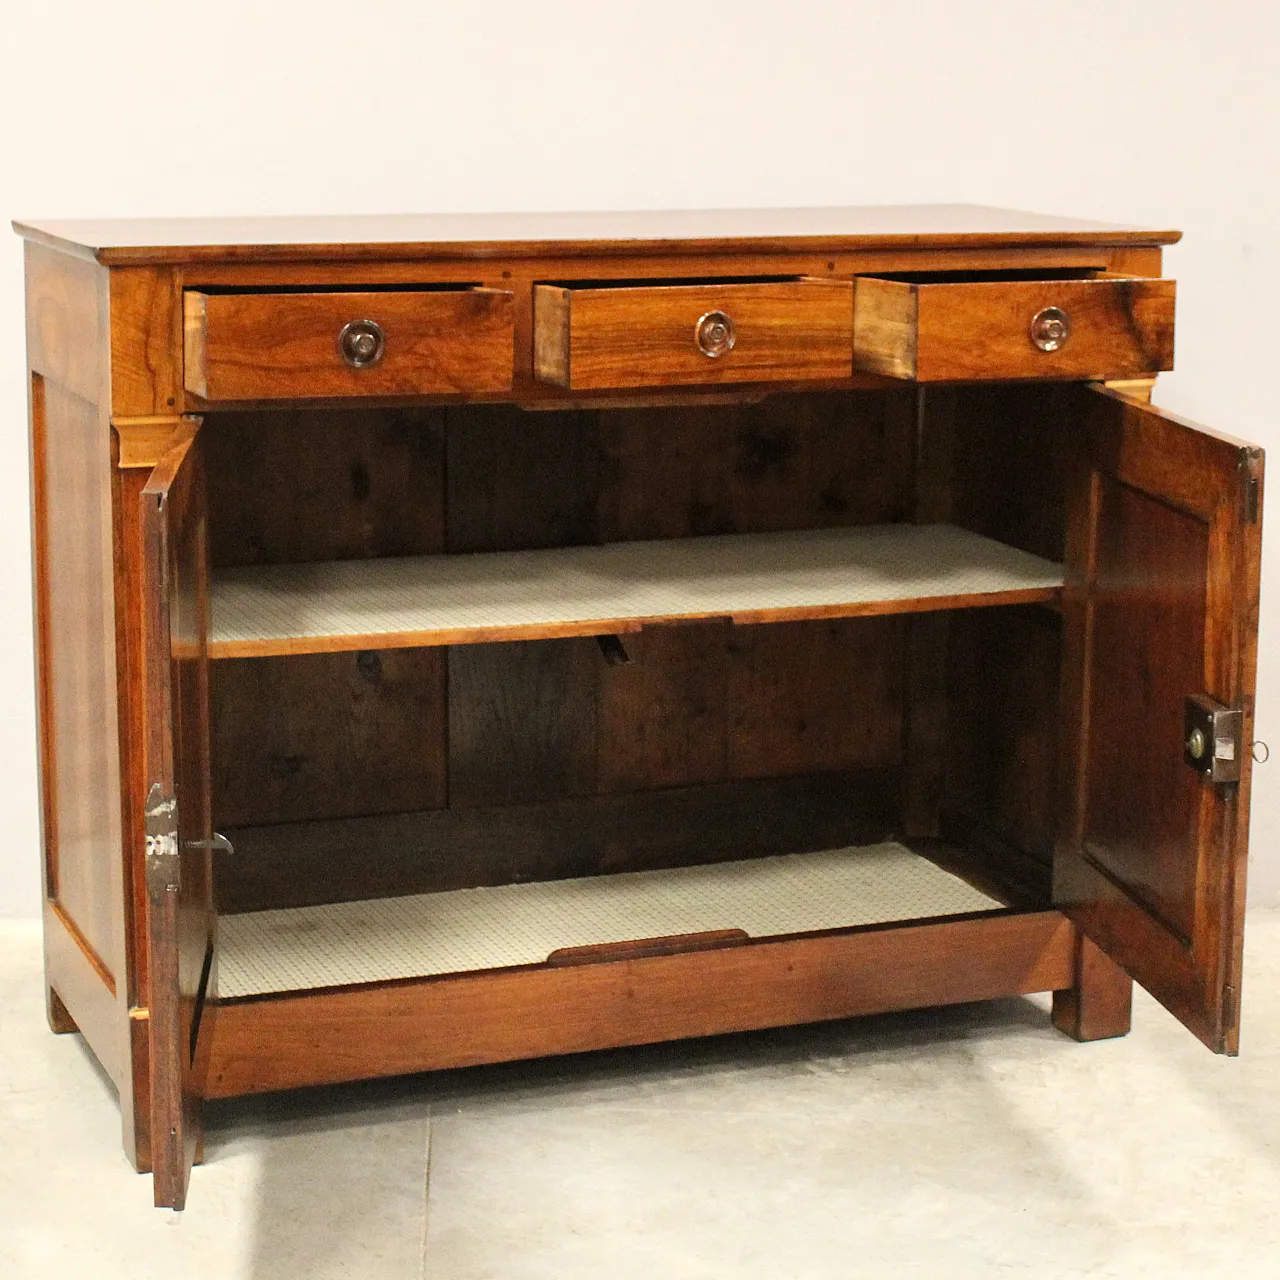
[533,277,854,390]
[852,270,1176,382]
[183,286,515,401]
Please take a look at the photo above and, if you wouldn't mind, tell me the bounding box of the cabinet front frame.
[33,227,1235,1211]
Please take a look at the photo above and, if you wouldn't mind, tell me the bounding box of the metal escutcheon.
[339,319,386,368]
[1029,306,1071,352]
[695,310,736,358]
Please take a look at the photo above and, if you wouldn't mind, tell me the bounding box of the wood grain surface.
[25,242,148,1163]
[21,205,1266,1203]
[1053,387,1263,1054]
[1051,930,1134,1042]
[854,274,1176,381]
[534,280,853,389]
[14,205,1180,265]
[204,911,1075,1097]
[139,431,216,1209]
[185,288,514,400]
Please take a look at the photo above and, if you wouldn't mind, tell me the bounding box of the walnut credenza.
[14,206,1262,1209]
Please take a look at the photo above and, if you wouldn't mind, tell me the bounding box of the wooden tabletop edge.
[11,220,103,263]
[12,206,1184,266]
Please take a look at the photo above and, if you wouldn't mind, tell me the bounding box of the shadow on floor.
[204,994,1077,1278]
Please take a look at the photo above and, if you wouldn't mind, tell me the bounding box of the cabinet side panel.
[26,244,133,1120]
[25,243,106,402]
[35,380,126,974]
[27,242,123,981]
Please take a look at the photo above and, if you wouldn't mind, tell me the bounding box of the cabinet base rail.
[204,909,1075,1098]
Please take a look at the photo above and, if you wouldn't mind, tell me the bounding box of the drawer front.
[184,288,515,401]
[853,275,1176,382]
[534,280,854,390]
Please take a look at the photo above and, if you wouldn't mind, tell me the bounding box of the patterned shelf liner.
[210,523,1063,655]
[217,842,1005,998]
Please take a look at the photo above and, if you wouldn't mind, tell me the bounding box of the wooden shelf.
[210,523,1063,658]
[216,842,1005,998]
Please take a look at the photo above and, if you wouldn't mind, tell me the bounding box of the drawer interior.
[184,281,491,294]
[856,267,1105,284]
[536,274,808,289]
[202,385,1076,998]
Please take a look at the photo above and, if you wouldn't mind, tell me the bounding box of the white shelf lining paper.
[217,843,1004,998]
[211,523,1063,648]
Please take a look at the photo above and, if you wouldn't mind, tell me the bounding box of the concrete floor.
[2,915,1278,1279]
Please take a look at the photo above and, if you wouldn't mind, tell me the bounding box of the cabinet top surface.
[12,204,1180,266]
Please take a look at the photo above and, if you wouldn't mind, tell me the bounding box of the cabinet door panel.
[141,427,215,1207]
[1054,387,1262,1053]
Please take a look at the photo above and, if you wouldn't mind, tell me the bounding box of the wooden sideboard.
[14,206,1262,1210]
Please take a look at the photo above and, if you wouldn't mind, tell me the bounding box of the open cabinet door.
[1055,386,1263,1054]
[140,425,215,1208]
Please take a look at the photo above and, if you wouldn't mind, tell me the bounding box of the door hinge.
[144,782,181,897]
[1184,695,1243,784]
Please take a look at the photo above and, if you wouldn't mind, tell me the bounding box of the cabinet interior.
[204,383,1080,997]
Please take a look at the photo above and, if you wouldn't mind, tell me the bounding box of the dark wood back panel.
[933,384,1081,902]
[942,606,1060,904]
[595,390,916,539]
[210,390,917,898]
[204,407,446,566]
[446,407,600,552]
[217,770,900,912]
[948,383,1076,562]
[212,649,447,828]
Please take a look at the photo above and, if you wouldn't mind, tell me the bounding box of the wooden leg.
[1052,929,1133,1042]
[47,986,79,1034]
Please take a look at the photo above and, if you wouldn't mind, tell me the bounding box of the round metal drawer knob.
[1030,306,1071,353]
[339,319,386,368]
[695,310,736,358]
